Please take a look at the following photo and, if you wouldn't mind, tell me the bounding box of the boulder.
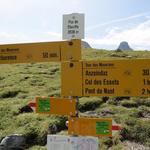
[0,134,26,150]
[19,105,33,114]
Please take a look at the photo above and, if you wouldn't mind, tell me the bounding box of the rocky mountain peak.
[117,41,133,51]
[81,41,92,49]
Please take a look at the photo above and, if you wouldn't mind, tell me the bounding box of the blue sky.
[0,0,150,50]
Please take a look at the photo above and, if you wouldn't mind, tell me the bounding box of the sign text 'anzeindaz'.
[61,59,150,97]
[63,13,84,40]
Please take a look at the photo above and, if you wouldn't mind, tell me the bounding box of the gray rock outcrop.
[117,41,133,51]
[0,134,26,150]
[81,41,92,49]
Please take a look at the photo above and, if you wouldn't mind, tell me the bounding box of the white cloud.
[86,11,150,31]
[86,19,150,50]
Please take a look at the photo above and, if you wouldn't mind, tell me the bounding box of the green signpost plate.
[38,98,51,113]
[96,121,110,135]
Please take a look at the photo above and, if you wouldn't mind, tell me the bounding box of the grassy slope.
[0,49,150,150]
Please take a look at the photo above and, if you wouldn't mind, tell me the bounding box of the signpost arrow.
[68,117,122,137]
[112,125,122,131]
[68,117,112,137]
[112,120,122,136]
[0,39,81,64]
[28,97,77,116]
[28,101,36,111]
[61,59,150,97]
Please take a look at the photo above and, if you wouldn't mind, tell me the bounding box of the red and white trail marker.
[28,97,77,116]
[28,101,36,111]
[112,120,122,136]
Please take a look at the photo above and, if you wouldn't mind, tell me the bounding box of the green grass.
[82,48,150,60]
[0,98,67,147]
[0,49,150,149]
[78,97,103,112]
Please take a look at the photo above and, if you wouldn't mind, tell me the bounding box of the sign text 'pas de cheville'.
[61,59,150,97]
[63,13,84,40]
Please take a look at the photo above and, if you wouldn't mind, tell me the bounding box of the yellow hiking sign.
[0,39,81,64]
[61,59,150,97]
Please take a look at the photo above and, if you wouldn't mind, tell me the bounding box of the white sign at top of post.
[63,13,84,40]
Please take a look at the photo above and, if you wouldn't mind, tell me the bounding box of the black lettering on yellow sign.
[93,63,98,67]
[103,79,119,85]
[42,52,58,58]
[49,53,58,57]
[85,88,115,95]
[0,39,81,64]
[85,62,115,68]
[142,69,150,76]
[143,79,150,85]
[103,88,114,94]
[0,48,20,53]
[85,79,93,85]
[85,62,92,67]
[142,88,145,95]
[0,55,17,60]
[142,88,150,95]
[85,88,95,94]
[84,79,119,86]
[62,60,150,97]
[85,70,108,76]
[99,63,114,67]
[97,88,103,94]
[94,79,102,85]
[85,79,103,85]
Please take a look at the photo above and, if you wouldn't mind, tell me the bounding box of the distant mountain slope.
[81,41,92,49]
